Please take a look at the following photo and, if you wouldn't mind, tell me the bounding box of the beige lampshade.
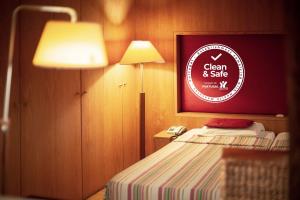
[33,21,108,69]
[120,41,165,64]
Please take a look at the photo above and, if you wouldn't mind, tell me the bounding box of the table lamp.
[120,40,164,158]
[0,4,108,194]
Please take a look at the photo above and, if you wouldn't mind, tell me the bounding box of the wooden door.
[81,68,106,199]
[81,63,139,198]
[121,65,139,168]
[80,1,107,198]
[81,64,126,198]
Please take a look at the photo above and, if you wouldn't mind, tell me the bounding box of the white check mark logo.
[211,53,222,61]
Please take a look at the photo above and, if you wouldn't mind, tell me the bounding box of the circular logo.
[186,43,245,103]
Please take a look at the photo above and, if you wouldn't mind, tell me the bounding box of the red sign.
[186,44,244,103]
[178,34,287,114]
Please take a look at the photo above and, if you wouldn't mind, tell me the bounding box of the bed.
[106,122,275,200]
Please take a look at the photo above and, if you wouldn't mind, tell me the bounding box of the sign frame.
[174,32,287,117]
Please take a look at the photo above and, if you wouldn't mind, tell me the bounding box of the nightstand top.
[154,130,176,139]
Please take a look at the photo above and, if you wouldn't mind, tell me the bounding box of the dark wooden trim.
[286,0,300,199]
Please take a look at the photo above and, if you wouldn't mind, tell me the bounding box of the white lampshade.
[120,41,165,64]
[33,21,108,69]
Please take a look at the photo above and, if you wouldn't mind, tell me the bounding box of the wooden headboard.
[174,112,288,134]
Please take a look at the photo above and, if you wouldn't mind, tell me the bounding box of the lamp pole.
[1,5,77,133]
[119,41,164,159]
[139,63,145,158]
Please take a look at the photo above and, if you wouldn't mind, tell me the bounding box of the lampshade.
[33,21,108,69]
[119,41,165,64]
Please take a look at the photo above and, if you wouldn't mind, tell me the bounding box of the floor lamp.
[120,41,164,158]
[0,4,108,195]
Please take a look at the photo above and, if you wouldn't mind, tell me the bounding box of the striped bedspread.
[106,129,275,200]
[270,132,289,151]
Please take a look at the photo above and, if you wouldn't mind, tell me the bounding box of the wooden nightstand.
[153,130,177,151]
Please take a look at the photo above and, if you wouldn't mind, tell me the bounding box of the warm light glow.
[103,0,133,25]
[33,21,108,69]
[120,41,165,64]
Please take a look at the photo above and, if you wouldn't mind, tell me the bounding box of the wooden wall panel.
[53,1,82,198]
[80,1,106,198]
[81,0,106,197]
[20,0,82,199]
[100,0,139,172]
[81,0,138,198]
[0,0,21,196]
[135,0,286,155]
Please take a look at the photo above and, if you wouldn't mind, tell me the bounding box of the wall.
[135,0,287,155]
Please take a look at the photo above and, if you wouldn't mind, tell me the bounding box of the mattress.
[270,132,289,151]
[106,129,275,200]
